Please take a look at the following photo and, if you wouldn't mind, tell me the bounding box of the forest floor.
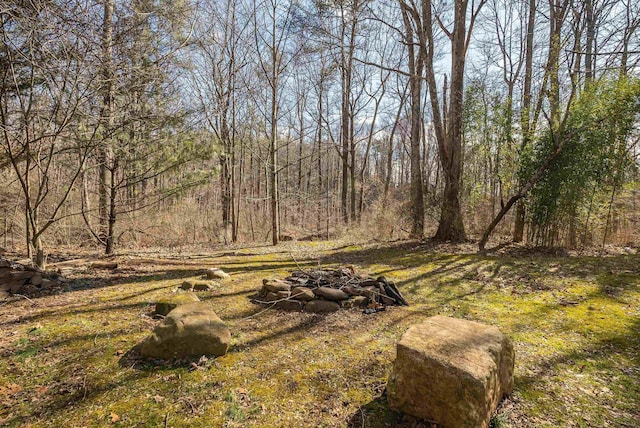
[0,240,638,427]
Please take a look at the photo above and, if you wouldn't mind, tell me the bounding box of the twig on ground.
[13,294,37,305]
[289,252,309,274]
[239,288,313,321]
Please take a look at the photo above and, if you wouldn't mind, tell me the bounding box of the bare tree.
[0,1,98,265]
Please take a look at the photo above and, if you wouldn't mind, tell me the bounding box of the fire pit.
[253,266,408,313]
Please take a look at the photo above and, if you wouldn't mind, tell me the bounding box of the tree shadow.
[346,391,441,428]
[0,299,154,327]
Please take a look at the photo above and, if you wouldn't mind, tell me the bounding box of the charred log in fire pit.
[253,266,408,313]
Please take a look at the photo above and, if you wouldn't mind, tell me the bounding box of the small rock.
[263,279,291,293]
[341,296,369,309]
[313,286,349,301]
[304,300,340,313]
[275,300,304,311]
[291,287,315,301]
[341,285,361,296]
[141,302,230,359]
[180,280,195,290]
[353,295,369,307]
[154,292,200,316]
[263,292,279,302]
[30,274,43,286]
[39,279,57,289]
[19,284,39,295]
[277,290,291,299]
[205,268,230,280]
[193,282,213,291]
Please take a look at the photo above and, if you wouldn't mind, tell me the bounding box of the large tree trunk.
[400,3,426,239]
[408,49,425,239]
[431,0,469,242]
[435,158,465,241]
[269,43,280,245]
[99,0,114,238]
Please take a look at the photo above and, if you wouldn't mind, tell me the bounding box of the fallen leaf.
[114,349,124,357]
[153,395,164,403]
[109,412,120,423]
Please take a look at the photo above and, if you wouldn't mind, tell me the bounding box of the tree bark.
[513,0,536,243]
[430,0,477,242]
[99,0,114,237]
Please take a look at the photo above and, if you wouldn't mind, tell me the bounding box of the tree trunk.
[408,58,425,239]
[106,162,117,254]
[435,162,465,241]
[99,0,114,236]
[270,74,280,245]
[431,0,469,242]
[513,0,536,243]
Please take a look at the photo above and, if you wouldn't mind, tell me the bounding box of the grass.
[0,241,638,427]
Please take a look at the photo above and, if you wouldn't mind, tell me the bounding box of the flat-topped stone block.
[387,315,514,428]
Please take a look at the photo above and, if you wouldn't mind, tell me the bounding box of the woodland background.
[1,0,639,264]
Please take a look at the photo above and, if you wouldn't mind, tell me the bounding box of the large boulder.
[141,302,230,359]
[154,293,200,316]
[387,315,514,428]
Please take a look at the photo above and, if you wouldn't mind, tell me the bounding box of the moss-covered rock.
[154,292,200,316]
[180,280,195,290]
[141,302,230,359]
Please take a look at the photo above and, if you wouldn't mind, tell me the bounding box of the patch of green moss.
[0,244,638,427]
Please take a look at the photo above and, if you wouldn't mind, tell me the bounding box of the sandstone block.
[387,315,514,428]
